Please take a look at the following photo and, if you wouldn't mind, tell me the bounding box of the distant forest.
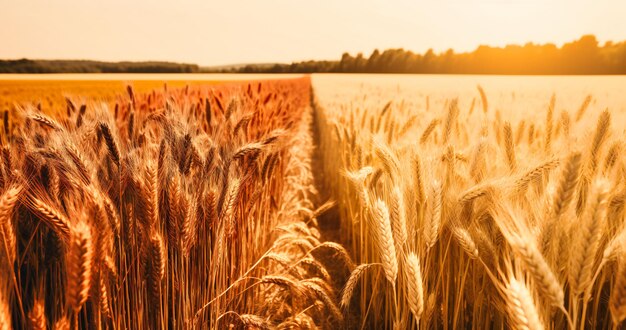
[2,35,626,74]
[234,35,626,75]
[0,59,199,73]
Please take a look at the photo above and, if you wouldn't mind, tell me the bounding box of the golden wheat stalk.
[341,263,380,309]
[0,186,21,264]
[405,252,424,321]
[66,221,93,313]
[369,199,398,286]
[389,186,408,254]
[569,180,609,295]
[504,276,545,330]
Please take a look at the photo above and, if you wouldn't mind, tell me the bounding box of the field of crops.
[314,75,626,329]
[0,74,297,115]
[0,80,208,113]
[1,74,626,329]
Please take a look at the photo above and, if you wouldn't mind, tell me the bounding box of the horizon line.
[2,34,622,68]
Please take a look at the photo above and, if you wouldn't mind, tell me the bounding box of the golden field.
[0,74,300,114]
[0,78,231,116]
[313,74,626,329]
[0,76,349,329]
[2,74,626,329]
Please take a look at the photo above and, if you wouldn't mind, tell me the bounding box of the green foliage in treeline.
[0,59,199,73]
[233,35,626,74]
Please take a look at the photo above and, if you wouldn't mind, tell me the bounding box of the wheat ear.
[405,252,425,321]
[369,199,398,286]
[341,263,379,309]
[504,276,545,330]
[66,221,93,313]
[569,180,609,295]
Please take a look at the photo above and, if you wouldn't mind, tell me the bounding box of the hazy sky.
[1,0,623,66]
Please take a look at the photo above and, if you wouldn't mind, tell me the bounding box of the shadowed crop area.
[0,77,353,329]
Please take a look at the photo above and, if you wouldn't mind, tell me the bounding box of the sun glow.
[0,0,623,65]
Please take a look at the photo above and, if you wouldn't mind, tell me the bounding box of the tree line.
[233,35,626,74]
[0,59,199,73]
[3,35,626,74]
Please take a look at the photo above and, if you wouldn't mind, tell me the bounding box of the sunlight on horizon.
[0,0,623,66]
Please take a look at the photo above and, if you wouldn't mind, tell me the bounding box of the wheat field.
[1,74,626,329]
[313,74,626,329]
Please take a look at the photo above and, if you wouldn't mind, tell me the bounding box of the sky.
[0,0,624,66]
